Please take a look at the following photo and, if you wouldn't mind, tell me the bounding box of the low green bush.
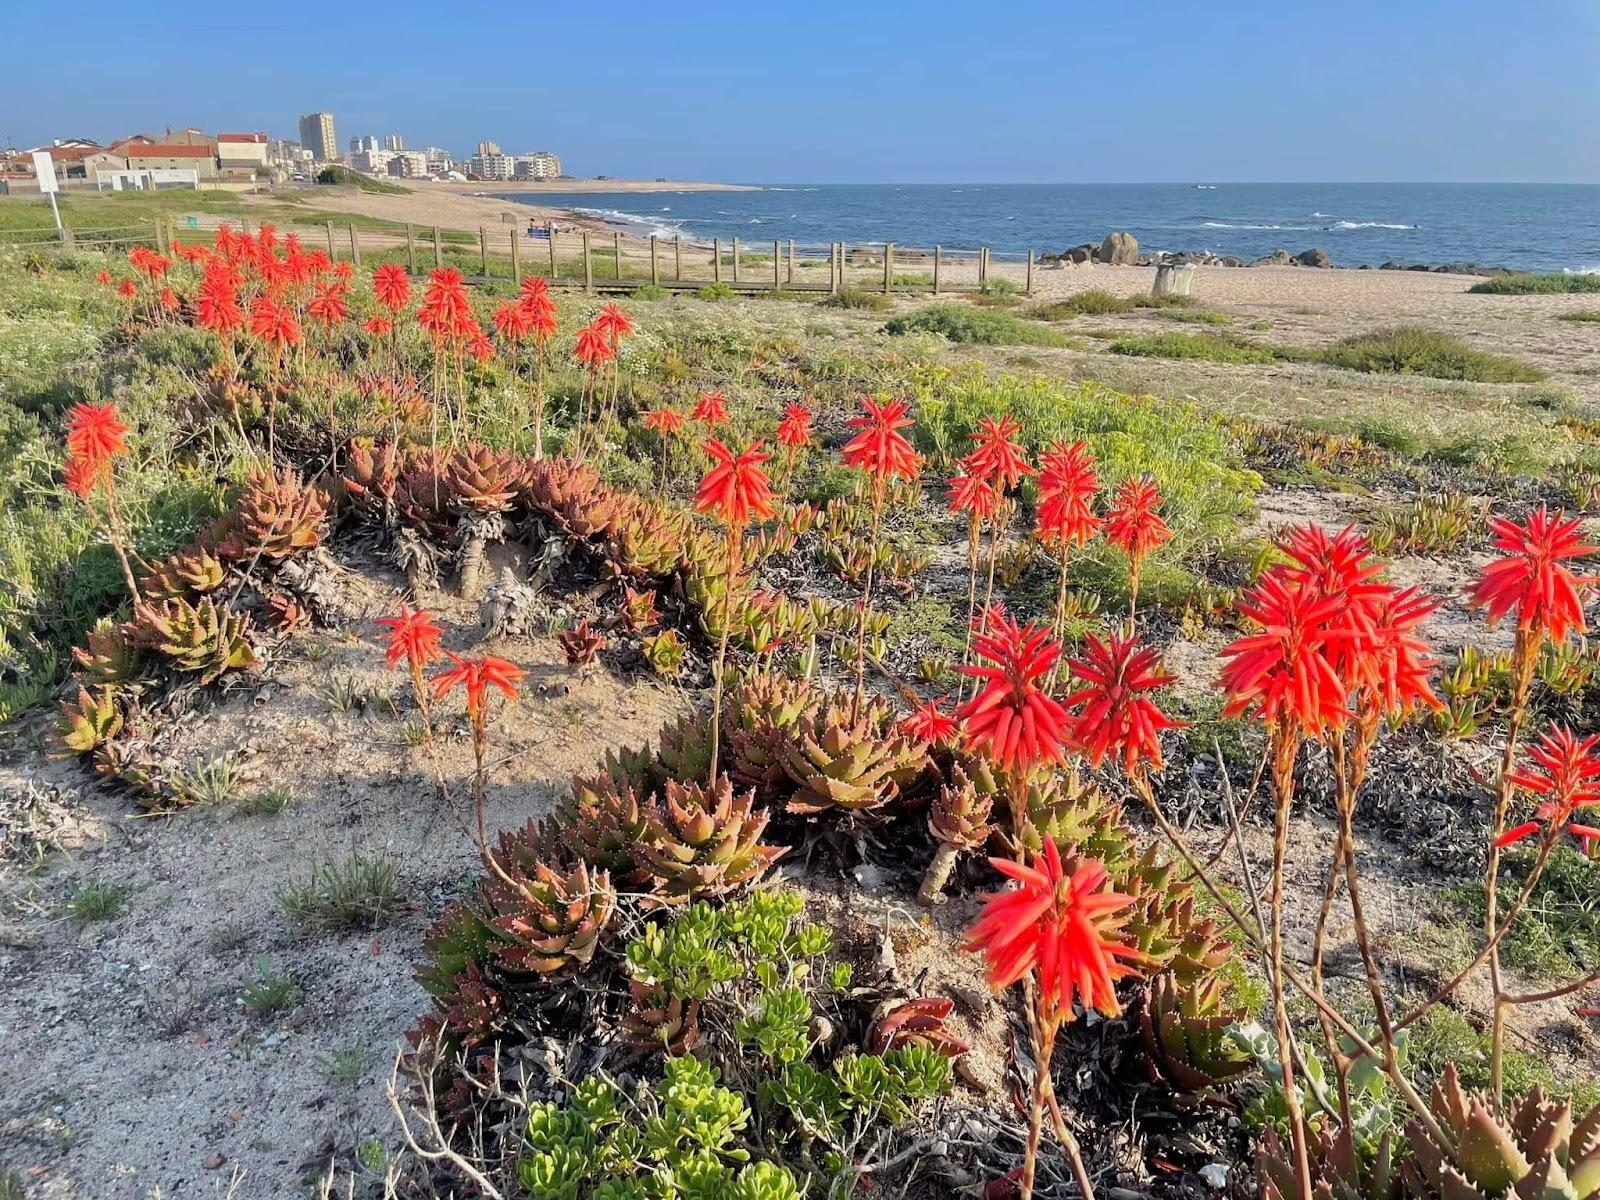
[1110,330,1279,365]
[884,303,1070,346]
[1468,273,1600,295]
[1317,326,1546,383]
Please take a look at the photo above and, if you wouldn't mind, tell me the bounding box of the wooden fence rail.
[3,217,1021,295]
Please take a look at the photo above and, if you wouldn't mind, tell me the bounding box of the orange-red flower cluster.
[693,390,730,426]
[574,321,614,369]
[948,470,999,521]
[841,397,920,485]
[695,438,776,529]
[1470,507,1595,644]
[1220,523,1445,737]
[644,406,686,438]
[377,607,445,673]
[432,652,525,721]
[1035,440,1100,549]
[776,401,813,449]
[1064,632,1183,775]
[62,402,129,499]
[1103,476,1171,566]
[372,264,412,314]
[966,841,1142,1022]
[899,697,957,745]
[966,414,1031,492]
[1497,724,1600,848]
[956,606,1071,773]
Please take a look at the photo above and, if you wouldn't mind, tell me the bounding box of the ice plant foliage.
[956,607,1072,773]
[1064,632,1183,776]
[1469,507,1595,644]
[1497,724,1600,847]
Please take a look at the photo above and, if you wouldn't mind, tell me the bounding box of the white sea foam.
[1334,220,1417,230]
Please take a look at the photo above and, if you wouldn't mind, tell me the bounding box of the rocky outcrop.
[1295,247,1332,268]
[1096,231,1139,265]
[1250,249,1295,267]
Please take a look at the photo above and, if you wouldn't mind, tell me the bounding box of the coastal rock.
[1218,256,1245,268]
[1065,244,1095,264]
[1295,247,1332,268]
[1251,249,1295,267]
[1096,231,1139,265]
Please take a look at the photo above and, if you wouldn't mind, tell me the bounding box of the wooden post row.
[773,239,781,289]
[433,226,442,268]
[582,231,594,291]
[933,245,942,295]
[511,227,522,283]
[349,224,361,267]
[406,224,416,273]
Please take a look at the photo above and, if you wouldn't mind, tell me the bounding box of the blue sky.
[6,0,1597,182]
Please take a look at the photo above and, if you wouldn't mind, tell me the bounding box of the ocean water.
[493,183,1600,272]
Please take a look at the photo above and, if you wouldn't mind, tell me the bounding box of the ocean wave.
[569,206,683,240]
[1334,220,1417,230]
[1202,221,1310,231]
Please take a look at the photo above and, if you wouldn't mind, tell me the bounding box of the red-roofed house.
[123,143,218,179]
[216,132,269,180]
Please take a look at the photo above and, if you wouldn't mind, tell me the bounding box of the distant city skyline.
[5,0,1598,184]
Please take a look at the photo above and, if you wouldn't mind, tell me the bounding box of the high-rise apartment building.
[383,134,405,151]
[297,112,337,163]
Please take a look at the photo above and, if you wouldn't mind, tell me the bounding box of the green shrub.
[911,367,1261,555]
[1557,310,1600,322]
[629,284,669,301]
[823,287,890,312]
[1109,330,1279,365]
[1316,326,1545,383]
[1031,289,1133,319]
[314,165,409,195]
[696,281,735,301]
[1468,273,1600,295]
[277,852,404,934]
[1160,306,1232,325]
[884,303,1070,346]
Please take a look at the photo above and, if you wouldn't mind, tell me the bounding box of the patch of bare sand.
[0,558,686,1199]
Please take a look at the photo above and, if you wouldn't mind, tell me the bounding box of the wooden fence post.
[406,224,416,273]
[433,226,442,268]
[511,228,521,283]
[732,238,740,284]
[713,239,722,283]
[349,224,361,267]
[774,239,782,290]
[883,243,894,294]
[933,245,942,295]
[582,232,594,291]
[674,235,682,281]
[1026,250,1034,295]
[979,247,989,290]
[788,239,795,284]
[612,231,622,281]
[830,243,839,294]
[547,223,557,278]
[650,236,659,286]
[479,226,489,276]
[325,220,336,257]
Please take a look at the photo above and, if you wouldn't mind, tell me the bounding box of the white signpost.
[32,151,65,240]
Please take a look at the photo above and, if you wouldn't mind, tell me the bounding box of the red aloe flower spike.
[1064,632,1185,776]
[777,401,813,449]
[965,843,1142,1022]
[695,438,776,530]
[377,607,445,672]
[644,406,686,437]
[956,607,1072,773]
[1496,724,1600,847]
[65,403,129,472]
[432,652,525,722]
[841,396,921,485]
[967,414,1032,492]
[693,390,730,426]
[1103,475,1172,616]
[1470,506,1596,645]
[1220,568,1351,735]
[900,697,957,745]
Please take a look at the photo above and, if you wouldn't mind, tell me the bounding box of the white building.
[350,135,380,154]
[467,152,516,180]
[420,146,454,174]
[516,151,562,179]
[383,134,405,151]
